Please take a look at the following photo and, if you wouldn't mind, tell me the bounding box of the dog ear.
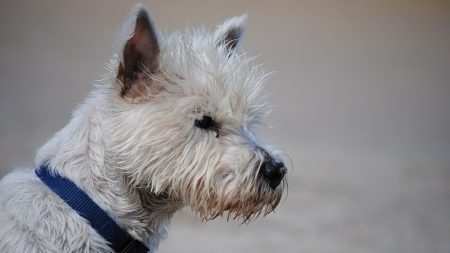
[214,14,247,56]
[117,4,161,100]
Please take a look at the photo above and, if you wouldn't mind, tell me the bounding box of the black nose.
[260,159,286,189]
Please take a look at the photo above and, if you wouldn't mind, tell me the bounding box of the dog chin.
[194,189,283,222]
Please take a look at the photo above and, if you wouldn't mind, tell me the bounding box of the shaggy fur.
[0,4,286,253]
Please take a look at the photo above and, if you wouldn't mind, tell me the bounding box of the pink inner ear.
[133,10,159,63]
[124,73,164,102]
[117,8,160,98]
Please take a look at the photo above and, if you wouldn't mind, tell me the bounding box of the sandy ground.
[0,1,449,252]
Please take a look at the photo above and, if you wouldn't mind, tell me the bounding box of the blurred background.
[1,1,449,252]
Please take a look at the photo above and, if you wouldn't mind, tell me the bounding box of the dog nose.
[260,159,286,189]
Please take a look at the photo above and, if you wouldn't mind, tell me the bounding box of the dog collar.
[35,164,149,253]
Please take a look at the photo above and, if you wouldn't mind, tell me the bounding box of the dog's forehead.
[159,30,269,123]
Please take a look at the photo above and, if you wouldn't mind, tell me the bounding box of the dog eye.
[195,115,217,129]
[195,115,220,137]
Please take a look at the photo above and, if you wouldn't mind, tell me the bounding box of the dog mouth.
[193,176,286,223]
[181,157,287,222]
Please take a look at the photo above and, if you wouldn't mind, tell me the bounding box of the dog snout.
[260,157,286,190]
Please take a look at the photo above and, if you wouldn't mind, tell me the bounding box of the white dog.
[0,3,287,253]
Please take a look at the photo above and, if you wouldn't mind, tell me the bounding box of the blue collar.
[35,164,149,253]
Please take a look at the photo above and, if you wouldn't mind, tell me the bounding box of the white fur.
[0,4,286,253]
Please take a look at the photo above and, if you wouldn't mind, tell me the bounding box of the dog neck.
[35,89,180,251]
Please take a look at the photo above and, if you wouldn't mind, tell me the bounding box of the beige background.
[1,1,449,252]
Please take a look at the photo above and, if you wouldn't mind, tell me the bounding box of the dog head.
[106,4,287,221]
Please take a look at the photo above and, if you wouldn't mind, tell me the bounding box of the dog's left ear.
[117,4,161,100]
[214,14,247,56]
